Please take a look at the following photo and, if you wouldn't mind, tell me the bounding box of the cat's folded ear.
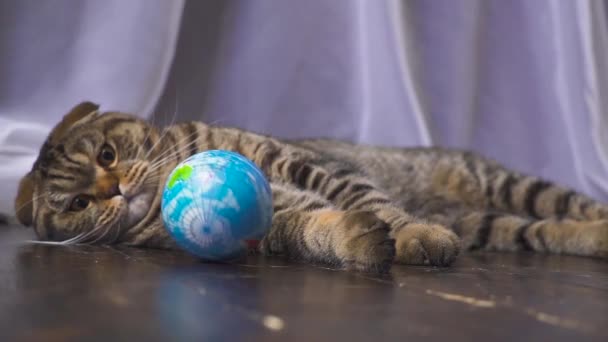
[50,101,100,142]
[14,171,35,227]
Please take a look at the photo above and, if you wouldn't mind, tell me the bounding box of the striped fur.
[13,102,608,273]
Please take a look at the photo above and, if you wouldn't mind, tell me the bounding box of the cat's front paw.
[337,210,396,273]
[393,223,460,266]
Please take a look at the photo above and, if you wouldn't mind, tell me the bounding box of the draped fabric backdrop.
[1,0,608,214]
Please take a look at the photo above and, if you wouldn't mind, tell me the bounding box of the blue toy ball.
[161,150,273,260]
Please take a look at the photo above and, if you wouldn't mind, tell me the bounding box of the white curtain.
[1,0,607,215]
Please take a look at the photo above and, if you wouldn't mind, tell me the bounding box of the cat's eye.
[70,195,91,211]
[97,144,116,167]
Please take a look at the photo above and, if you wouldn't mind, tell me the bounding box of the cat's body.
[14,102,608,272]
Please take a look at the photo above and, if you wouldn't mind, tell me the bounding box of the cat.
[14,102,608,272]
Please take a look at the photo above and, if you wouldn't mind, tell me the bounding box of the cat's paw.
[337,210,396,273]
[393,223,460,266]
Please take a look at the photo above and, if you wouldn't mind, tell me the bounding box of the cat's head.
[14,102,163,244]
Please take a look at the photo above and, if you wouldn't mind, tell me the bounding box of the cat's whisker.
[100,225,116,245]
[24,237,75,246]
[143,98,180,161]
[205,118,225,127]
[68,232,96,244]
[143,127,172,161]
[147,136,201,171]
[111,220,122,244]
[148,123,201,162]
[143,178,162,187]
[14,194,46,216]
[24,239,78,246]
[148,149,180,170]
[137,118,163,162]
[142,169,161,180]
[105,220,122,245]
[149,152,184,171]
[112,162,137,173]
[89,223,113,245]
[151,136,198,163]
[145,131,181,162]
[135,111,160,161]
[24,231,89,246]
[69,231,98,245]
[71,227,102,245]
[76,221,112,245]
[147,129,200,166]
[172,89,180,127]
[147,155,182,174]
[88,210,124,245]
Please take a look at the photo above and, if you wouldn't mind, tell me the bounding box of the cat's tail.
[452,211,608,258]
[455,151,608,221]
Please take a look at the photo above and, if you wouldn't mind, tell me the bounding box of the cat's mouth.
[118,162,158,230]
[124,192,154,228]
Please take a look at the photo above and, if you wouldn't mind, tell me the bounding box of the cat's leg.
[310,175,460,267]
[248,141,460,266]
[428,151,608,221]
[303,169,460,266]
[453,211,608,258]
[260,183,396,272]
[291,168,460,266]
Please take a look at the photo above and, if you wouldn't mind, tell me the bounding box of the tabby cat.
[14,102,608,272]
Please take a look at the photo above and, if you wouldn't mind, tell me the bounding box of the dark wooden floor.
[1,225,607,341]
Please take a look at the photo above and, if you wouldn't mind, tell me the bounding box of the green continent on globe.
[168,164,194,189]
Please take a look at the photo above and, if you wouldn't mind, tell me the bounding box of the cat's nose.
[96,174,122,199]
[106,183,121,198]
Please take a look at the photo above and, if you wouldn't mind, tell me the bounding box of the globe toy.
[161,150,273,260]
